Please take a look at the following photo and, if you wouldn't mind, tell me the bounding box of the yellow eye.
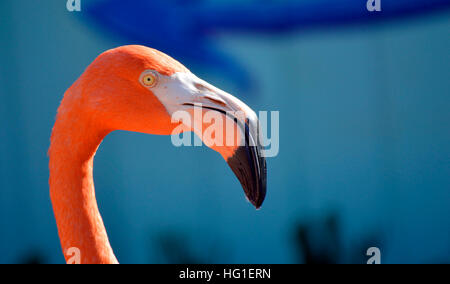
[142,73,157,87]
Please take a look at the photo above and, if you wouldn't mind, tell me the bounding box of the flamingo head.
[77,45,266,209]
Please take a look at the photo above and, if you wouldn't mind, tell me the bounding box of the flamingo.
[49,45,267,264]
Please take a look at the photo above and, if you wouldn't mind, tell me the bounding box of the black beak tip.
[247,183,266,210]
[253,201,263,210]
[227,145,267,210]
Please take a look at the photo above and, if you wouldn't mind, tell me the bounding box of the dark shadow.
[152,231,229,264]
[294,213,339,264]
[16,251,46,264]
[293,212,383,264]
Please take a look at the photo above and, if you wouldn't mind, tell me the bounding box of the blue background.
[0,0,449,264]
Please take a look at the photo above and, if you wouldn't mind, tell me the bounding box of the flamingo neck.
[49,98,118,264]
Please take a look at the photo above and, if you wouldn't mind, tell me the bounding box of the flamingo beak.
[183,78,267,209]
[150,72,267,209]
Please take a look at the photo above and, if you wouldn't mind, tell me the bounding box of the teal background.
[0,0,449,263]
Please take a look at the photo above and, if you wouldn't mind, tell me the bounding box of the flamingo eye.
[141,72,157,87]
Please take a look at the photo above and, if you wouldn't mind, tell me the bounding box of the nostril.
[194,83,213,92]
[204,95,227,107]
[194,83,227,107]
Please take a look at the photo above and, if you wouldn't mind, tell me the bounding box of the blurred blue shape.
[84,0,253,91]
[195,0,450,32]
[84,0,450,92]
